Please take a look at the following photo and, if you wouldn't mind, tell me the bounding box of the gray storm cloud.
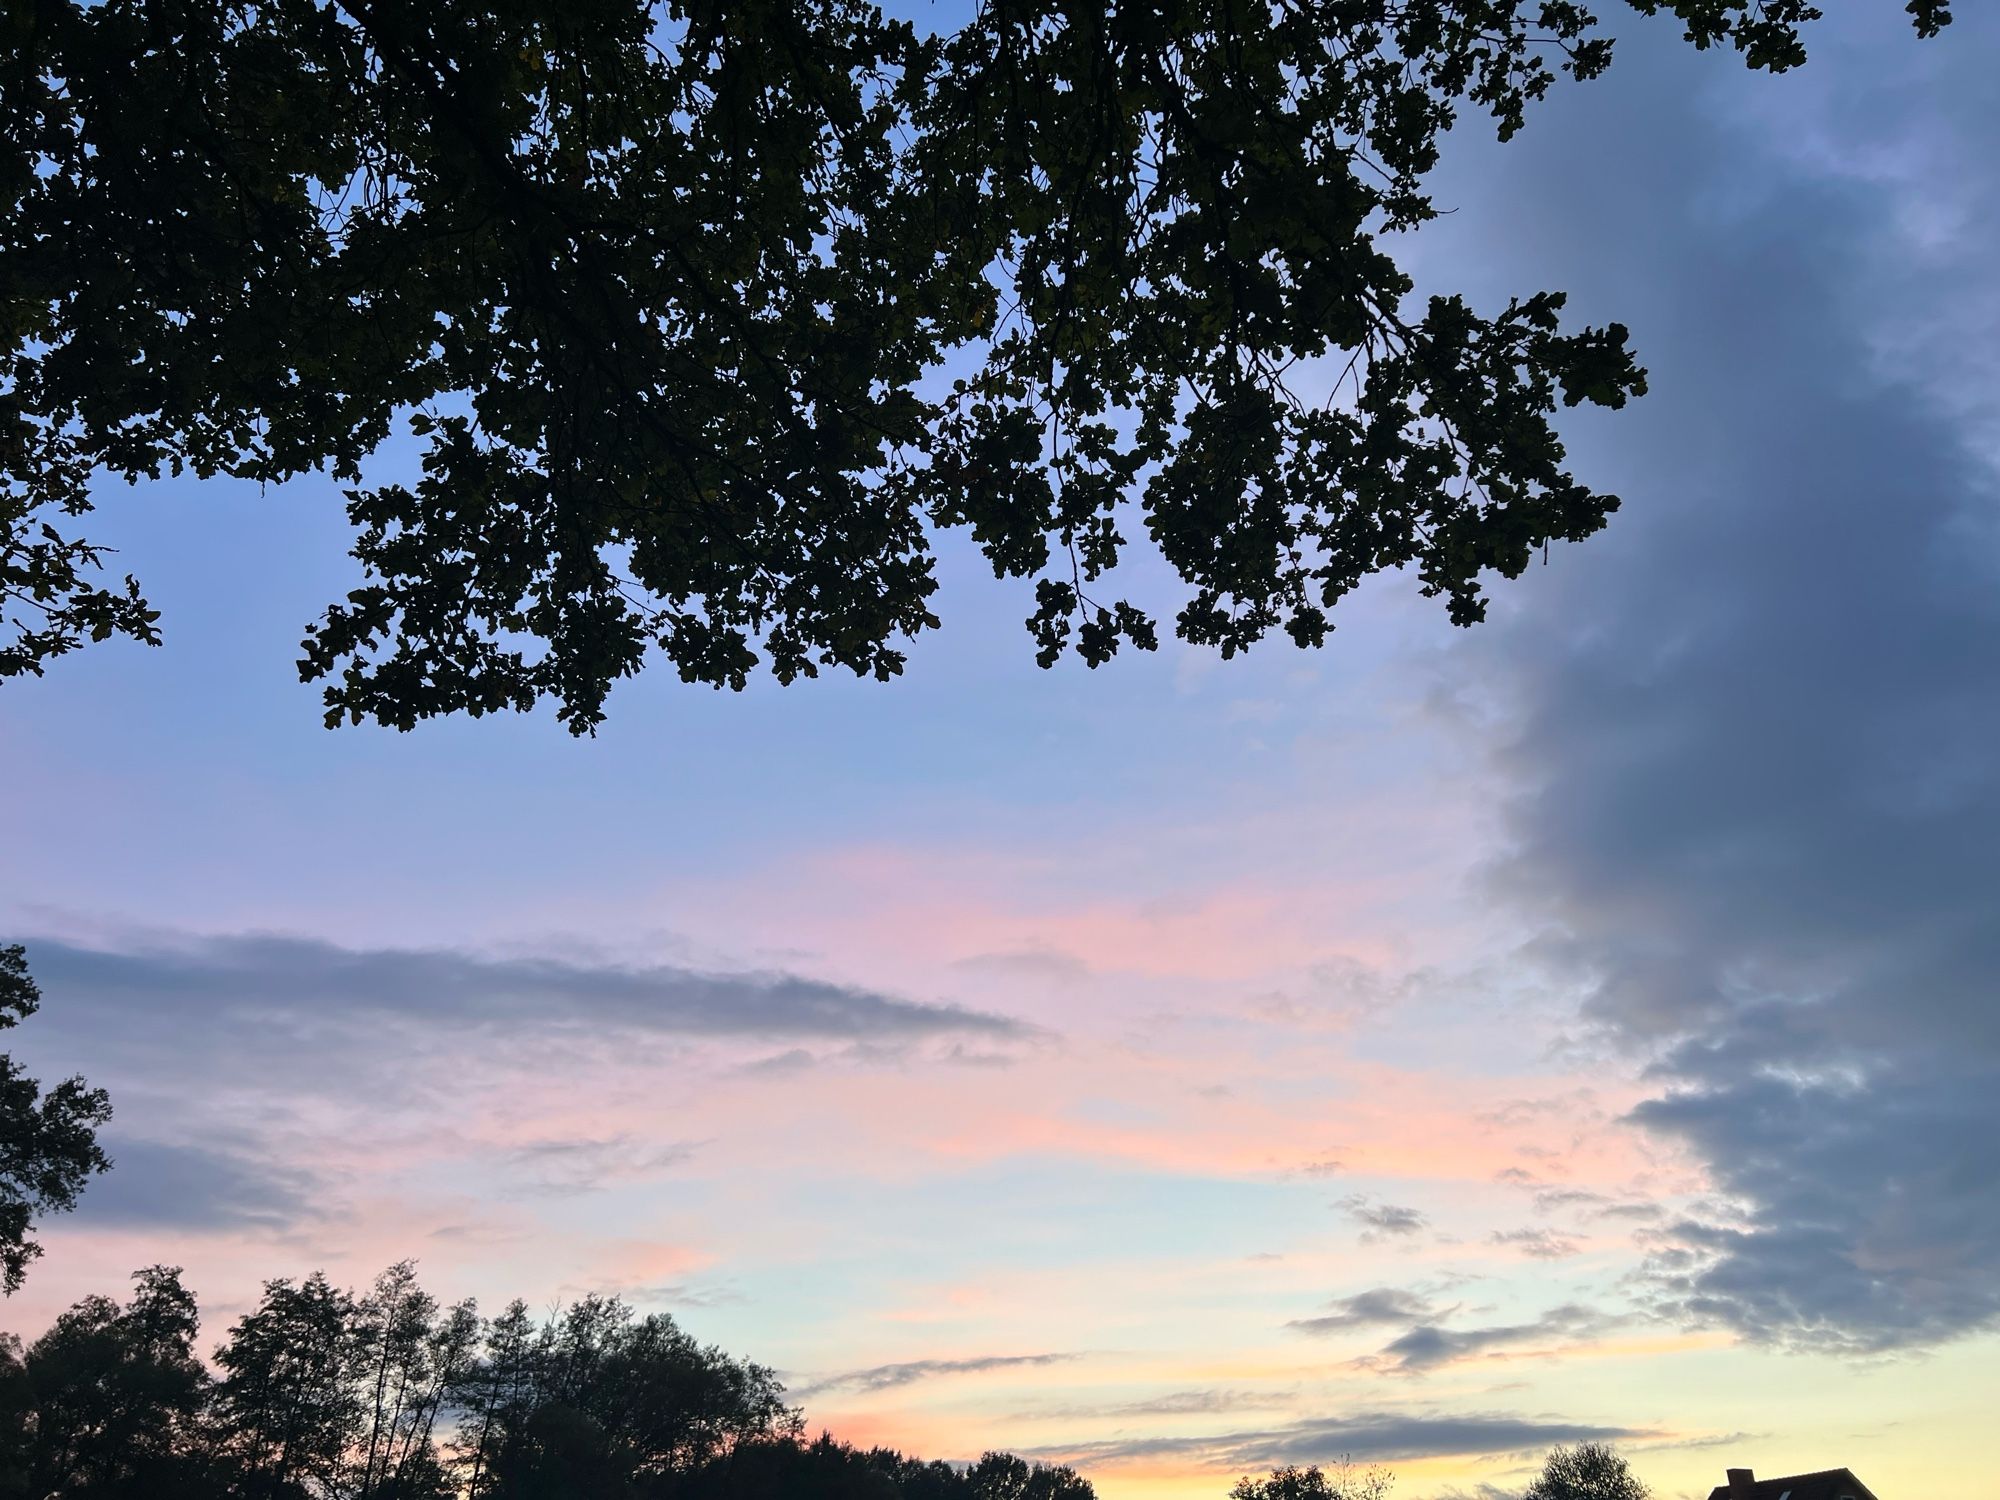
[1454,11,2000,1350]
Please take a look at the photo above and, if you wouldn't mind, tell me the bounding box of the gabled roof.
[1706,1470,1879,1500]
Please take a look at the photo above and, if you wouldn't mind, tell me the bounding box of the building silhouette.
[1708,1468,1879,1500]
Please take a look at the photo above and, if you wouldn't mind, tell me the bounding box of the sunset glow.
[4,7,1997,1500]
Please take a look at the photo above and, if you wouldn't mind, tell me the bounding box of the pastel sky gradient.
[5,8,1999,1499]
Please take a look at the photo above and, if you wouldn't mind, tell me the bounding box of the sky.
[4,7,1999,1499]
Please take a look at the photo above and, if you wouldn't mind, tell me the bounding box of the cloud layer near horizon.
[1033,1411,1652,1470]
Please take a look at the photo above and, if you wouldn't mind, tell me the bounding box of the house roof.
[1706,1470,1879,1500]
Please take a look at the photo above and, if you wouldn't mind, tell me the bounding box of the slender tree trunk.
[360,1325,396,1499]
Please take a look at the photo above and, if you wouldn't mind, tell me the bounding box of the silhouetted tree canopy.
[2,1,1952,730]
[0,944,110,1295]
[684,1437,1098,1500]
[1,1266,208,1497]
[1523,1442,1650,1500]
[0,1259,1669,1499]
[1230,1458,1392,1500]
[0,1257,1108,1498]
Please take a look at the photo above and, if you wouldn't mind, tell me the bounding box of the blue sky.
[5,7,1999,1498]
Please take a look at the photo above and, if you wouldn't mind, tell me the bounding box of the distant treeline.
[0,1257,1658,1500]
[0,1260,1099,1500]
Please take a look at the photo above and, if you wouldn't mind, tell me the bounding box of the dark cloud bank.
[10,931,1024,1230]
[1457,12,2000,1351]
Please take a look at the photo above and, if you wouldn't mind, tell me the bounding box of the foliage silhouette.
[0,1,1952,730]
[1,1266,208,1498]
[0,1258,1663,1499]
[0,1259,1099,1499]
[1231,1458,1392,1500]
[1523,1442,1651,1500]
[0,944,110,1295]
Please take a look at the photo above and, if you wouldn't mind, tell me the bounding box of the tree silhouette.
[475,1291,799,1497]
[1,2,1952,730]
[211,1271,363,1500]
[959,1451,1096,1500]
[0,1256,1106,1497]
[1231,1458,1393,1500]
[449,1299,534,1497]
[5,1265,209,1497]
[350,1260,457,1498]
[667,1433,1096,1500]
[73,1259,821,1498]
[0,944,111,1295]
[1523,1443,1650,1500]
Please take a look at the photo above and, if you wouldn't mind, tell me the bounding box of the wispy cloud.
[795,1352,1080,1399]
[1488,1229,1582,1261]
[1288,1287,1439,1336]
[951,948,1092,984]
[9,931,1035,1135]
[27,931,1027,1045]
[1371,1305,1620,1373]
[1011,1389,1280,1422]
[1030,1411,1653,1468]
[1529,1189,1606,1214]
[502,1134,701,1196]
[1338,1195,1429,1242]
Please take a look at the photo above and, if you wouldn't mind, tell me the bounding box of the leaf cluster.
[0,1,1950,728]
[0,944,111,1297]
